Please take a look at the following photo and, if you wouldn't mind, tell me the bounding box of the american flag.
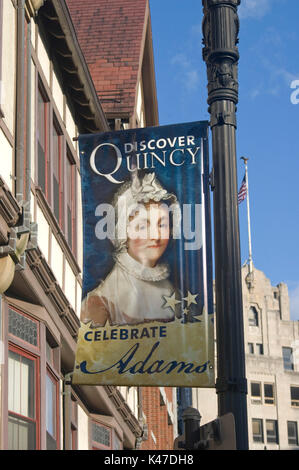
[238,174,247,204]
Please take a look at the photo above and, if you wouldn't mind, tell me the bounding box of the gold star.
[183,307,189,315]
[162,293,181,312]
[183,291,198,307]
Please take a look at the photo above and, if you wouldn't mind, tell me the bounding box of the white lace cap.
[111,172,178,250]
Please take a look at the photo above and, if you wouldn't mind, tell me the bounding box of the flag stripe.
[238,175,247,204]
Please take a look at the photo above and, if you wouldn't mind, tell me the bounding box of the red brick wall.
[141,387,174,450]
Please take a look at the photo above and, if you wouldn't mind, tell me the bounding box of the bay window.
[8,346,39,450]
[7,305,60,450]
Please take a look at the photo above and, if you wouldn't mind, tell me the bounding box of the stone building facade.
[192,265,299,450]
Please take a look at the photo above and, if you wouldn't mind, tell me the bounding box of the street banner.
[73,121,214,387]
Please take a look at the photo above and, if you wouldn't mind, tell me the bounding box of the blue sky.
[150,0,299,320]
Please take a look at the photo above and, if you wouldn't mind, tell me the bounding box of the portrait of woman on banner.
[80,172,182,327]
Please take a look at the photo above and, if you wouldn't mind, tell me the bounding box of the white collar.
[115,251,169,282]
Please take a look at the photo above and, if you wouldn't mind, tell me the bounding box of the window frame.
[8,307,40,351]
[252,418,264,443]
[248,306,259,327]
[264,383,275,405]
[45,366,60,450]
[65,148,77,254]
[90,419,112,450]
[266,419,279,444]
[251,381,262,405]
[7,343,41,450]
[51,116,64,228]
[256,343,264,355]
[70,395,78,450]
[5,304,61,451]
[37,83,50,200]
[290,386,299,407]
[287,421,298,446]
[282,347,294,371]
[35,73,79,258]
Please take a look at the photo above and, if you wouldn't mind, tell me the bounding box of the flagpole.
[241,157,253,279]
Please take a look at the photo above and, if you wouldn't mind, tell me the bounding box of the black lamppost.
[202,0,249,450]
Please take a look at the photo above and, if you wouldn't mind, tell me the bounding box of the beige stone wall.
[193,265,299,450]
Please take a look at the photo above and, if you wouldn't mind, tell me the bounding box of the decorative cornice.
[105,386,143,439]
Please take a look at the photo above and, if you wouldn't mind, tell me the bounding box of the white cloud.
[171,54,200,92]
[239,0,271,19]
[289,283,299,321]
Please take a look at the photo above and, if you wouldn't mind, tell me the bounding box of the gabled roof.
[66,0,158,124]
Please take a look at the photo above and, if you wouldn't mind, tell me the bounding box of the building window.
[248,343,254,354]
[52,120,63,226]
[282,347,294,371]
[71,396,78,450]
[251,382,262,404]
[45,337,60,450]
[36,76,78,256]
[37,86,49,198]
[252,419,263,443]
[249,306,258,327]
[8,308,38,347]
[8,346,39,450]
[256,343,264,355]
[291,386,299,407]
[7,306,61,450]
[46,370,59,450]
[266,420,278,444]
[91,421,112,450]
[264,383,275,405]
[66,150,77,253]
[287,421,298,446]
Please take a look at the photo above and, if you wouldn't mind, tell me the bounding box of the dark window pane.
[291,386,299,400]
[264,384,274,404]
[67,206,72,247]
[252,419,263,443]
[53,175,60,222]
[266,420,278,444]
[249,307,258,326]
[283,347,294,371]
[38,141,46,193]
[288,421,298,445]
[291,386,299,406]
[52,125,60,223]
[46,375,56,438]
[251,382,261,397]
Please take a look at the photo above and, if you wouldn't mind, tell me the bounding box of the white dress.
[82,251,175,326]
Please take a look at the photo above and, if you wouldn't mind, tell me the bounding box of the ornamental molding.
[202,0,240,106]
